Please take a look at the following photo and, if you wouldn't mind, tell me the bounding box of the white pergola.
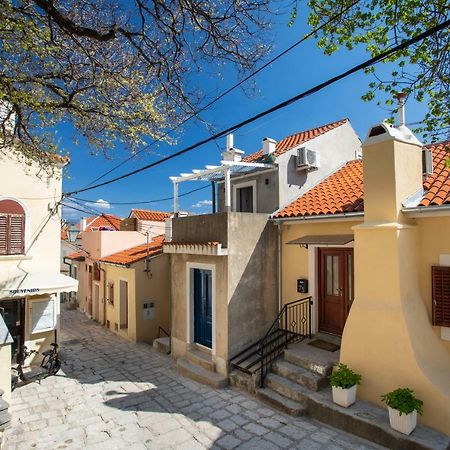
[170,160,275,213]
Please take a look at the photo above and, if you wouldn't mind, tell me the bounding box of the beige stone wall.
[416,215,450,355]
[0,344,11,403]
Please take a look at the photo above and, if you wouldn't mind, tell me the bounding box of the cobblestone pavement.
[3,309,384,450]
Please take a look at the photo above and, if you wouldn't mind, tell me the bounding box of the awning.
[287,234,354,248]
[0,269,78,299]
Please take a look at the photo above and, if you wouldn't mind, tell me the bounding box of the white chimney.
[226,134,234,150]
[395,92,406,127]
[80,217,87,231]
[262,137,277,155]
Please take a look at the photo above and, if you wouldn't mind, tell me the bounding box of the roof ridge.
[280,118,349,142]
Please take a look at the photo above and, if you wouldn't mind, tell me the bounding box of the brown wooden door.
[318,248,354,335]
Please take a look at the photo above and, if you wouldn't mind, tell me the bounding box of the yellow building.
[274,122,450,433]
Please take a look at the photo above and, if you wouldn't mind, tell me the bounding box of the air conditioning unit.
[297,147,320,170]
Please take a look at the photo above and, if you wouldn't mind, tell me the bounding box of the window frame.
[232,180,257,213]
[0,198,26,256]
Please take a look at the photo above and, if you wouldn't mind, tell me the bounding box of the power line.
[65,18,450,197]
[81,0,361,188]
[72,184,210,205]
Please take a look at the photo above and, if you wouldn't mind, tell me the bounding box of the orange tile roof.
[419,141,450,207]
[130,209,171,222]
[65,251,84,260]
[243,119,349,163]
[61,226,68,240]
[86,214,122,231]
[274,141,450,219]
[100,235,165,265]
[164,241,220,247]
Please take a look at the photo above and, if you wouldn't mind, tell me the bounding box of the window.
[432,266,450,327]
[30,297,56,334]
[107,282,114,305]
[0,199,25,255]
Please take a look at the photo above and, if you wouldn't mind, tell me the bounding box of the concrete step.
[284,346,335,376]
[153,337,170,354]
[185,347,215,372]
[177,357,228,389]
[265,373,310,407]
[301,387,450,450]
[256,387,306,417]
[273,359,329,392]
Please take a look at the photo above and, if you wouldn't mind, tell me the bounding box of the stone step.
[153,337,170,354]
[272,359,329,392]
[185,347,215,372]
[300,387,450,450]
[0,398,9,413]
[284,346,335,377]
[265,373,310,407]
[256,387,306,417]
[176,357,228,389]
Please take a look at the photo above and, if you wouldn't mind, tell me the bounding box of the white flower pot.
[332,385,357,408]
[388,407,417,435]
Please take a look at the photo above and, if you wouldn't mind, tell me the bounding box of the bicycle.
[11,343,61,391]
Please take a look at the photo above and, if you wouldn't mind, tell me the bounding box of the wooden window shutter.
[432,266,450,327]
[8,214,25,255]
[0,214,7,255]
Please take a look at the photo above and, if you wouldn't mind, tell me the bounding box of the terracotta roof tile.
[86,214,121,231]
[66,251,84,260]
[100,235,165,265]
[243,119,349,163]
[130,209,171,222]
[274,140,450,219]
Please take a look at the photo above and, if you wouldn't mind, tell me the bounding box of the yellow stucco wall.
[416,215,450,355]
[99,255,170,344]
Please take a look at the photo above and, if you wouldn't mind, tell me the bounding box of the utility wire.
[65,18,450,197]
[81,0,361,188]
[71,184,210,205]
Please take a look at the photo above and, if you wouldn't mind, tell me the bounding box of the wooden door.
[193,269,213,348]
[318,248,354,335]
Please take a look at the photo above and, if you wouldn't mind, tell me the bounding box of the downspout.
[99,267,106,326]
[277,222,282,313]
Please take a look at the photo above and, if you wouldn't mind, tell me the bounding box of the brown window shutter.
[8,214,25,255]
[0,214,7,255]
[432,266,450,327]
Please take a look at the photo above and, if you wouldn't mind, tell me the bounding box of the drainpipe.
[99,267,106,325]
[211,181,216,214]
[277,222,282,312]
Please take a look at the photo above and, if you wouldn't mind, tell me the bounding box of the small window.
[30,297,56,334]
[432,266,450,327]
[107,282,114,305]
[0,199,25,255]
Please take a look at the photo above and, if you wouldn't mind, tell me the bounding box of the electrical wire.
[65,18,450,197]
[80,0,361,188]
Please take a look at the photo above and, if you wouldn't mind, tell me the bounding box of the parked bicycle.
[11,343,61,390]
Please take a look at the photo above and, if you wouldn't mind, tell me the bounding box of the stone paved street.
[3,309,384,450]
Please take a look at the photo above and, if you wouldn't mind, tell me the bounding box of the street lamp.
[67,225,79,243]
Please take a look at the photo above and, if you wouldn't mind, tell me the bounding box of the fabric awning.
[0,269,78,299]
[287,234,354,247]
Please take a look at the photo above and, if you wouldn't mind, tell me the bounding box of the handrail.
[158,326,170,338]
[259,296,313,387]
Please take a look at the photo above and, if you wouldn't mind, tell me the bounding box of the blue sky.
[61,6,427,222]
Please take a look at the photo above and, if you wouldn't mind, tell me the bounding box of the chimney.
[262,137,277,155]
[226,134,234,150]
[222,134,244,162]
[395,92,407,127]
[80,217,87,231]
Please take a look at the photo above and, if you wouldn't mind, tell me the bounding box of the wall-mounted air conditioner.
[296,147,320,170]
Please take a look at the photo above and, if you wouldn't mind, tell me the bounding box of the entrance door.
[318,248,354,335]
[0,299,25,360]
[93,284,99,321]
[193,268,212,348]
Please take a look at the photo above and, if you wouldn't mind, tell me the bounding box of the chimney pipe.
[395,93,406,127]
[262,137,277,155]
[226,134,234,150]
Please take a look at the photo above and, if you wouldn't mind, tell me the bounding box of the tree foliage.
[0,0,273,168]
[303,0,449,141]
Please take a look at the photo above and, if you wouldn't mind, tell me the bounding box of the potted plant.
[381,388,423,435]
[329,363,362,408]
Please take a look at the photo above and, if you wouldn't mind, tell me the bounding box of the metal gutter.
[402,204,450,217]
[271,211,364,223]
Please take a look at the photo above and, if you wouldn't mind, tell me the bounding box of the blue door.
[193,268,212,348]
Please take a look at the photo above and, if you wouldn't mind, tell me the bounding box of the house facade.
[163,120,361,383]
[274,123,450,433]
[0,151,78,402]
[128,209,171,236]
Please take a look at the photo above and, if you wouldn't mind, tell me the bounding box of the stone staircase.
[153,336,170,354]
[256,338,335,416]
[176,344,228,389]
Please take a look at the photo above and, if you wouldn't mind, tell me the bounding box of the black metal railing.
[258,296,313,387]
[158,326,171,354]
